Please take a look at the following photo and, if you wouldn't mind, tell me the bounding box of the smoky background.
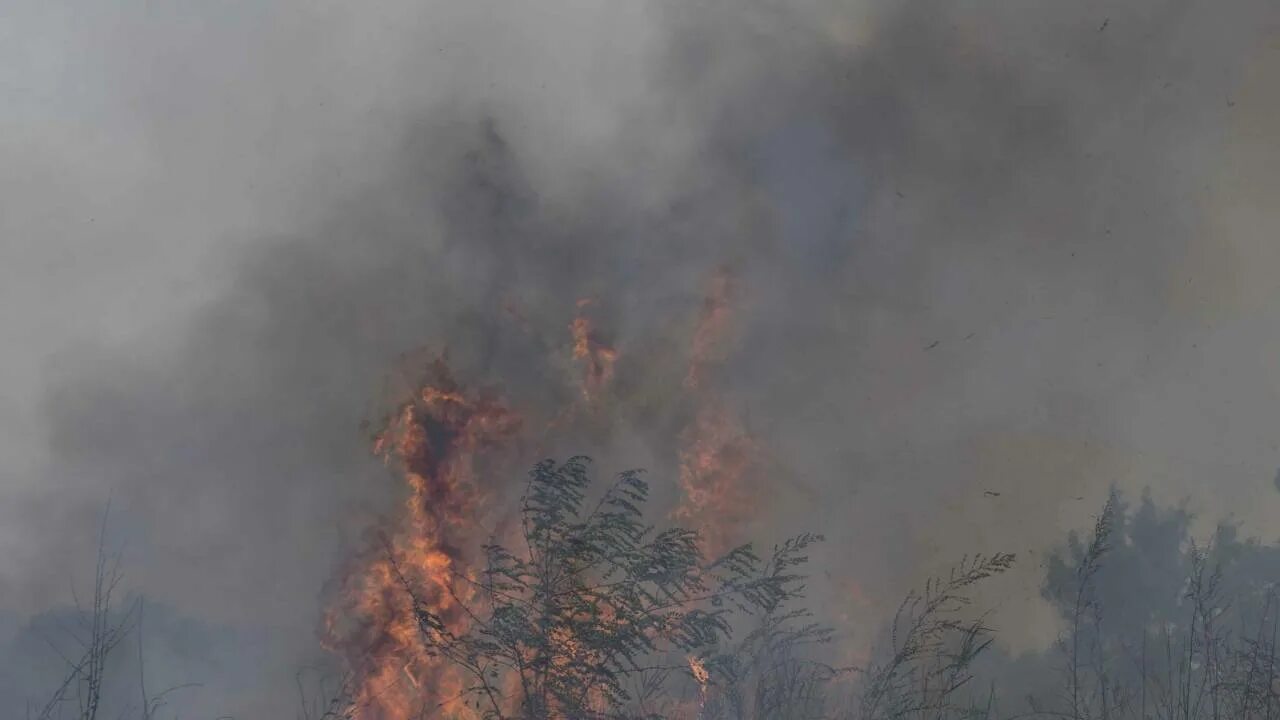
[3,0,1280,715]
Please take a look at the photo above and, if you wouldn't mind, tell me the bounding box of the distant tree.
[29,505,199,720]
[30,515,136,720]
[995,491,1280,720]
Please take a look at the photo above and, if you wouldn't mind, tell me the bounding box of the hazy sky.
[3,0,1280,715]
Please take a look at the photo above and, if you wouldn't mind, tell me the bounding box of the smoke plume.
[3,0,1280,715]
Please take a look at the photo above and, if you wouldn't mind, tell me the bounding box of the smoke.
[4,0,1280,715]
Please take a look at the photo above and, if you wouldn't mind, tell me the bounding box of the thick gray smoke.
[4,0,1280,715]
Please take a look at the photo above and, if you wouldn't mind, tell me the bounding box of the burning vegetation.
[307,269,1280,719]
[571,298,618,403]
[321,272,795,719]
[322,359,522,718]
[30,270,1280,720]
[364,454,815,719]
[673,268,761,559]
[310,275,1029,720]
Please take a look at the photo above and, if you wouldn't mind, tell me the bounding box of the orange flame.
[325,358,520,720]
[327,277,771,717]
[688,655,711,719]
[674,267,758,558]
[570,298,618,401]
[674,403,757,558]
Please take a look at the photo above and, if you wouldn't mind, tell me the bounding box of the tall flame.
[570,298,617,401]
[324,359,521,720]
[674,403,758,557]
[688,655,711,718]
[327,274,768,717]
[675,267,759,557]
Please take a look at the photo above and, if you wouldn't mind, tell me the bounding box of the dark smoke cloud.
[4,0,1280,714]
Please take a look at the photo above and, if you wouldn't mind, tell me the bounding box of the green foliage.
[699,534,838,720]
[854,553,1016,720]
[398,456,821,720]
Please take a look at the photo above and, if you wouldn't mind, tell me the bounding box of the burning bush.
[360,455,821,720]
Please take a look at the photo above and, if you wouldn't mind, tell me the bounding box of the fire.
[674,267,759,557]
[688,655,711,719]
[674,403,757,557]
[326,273,765,717]
[688,655,710,687]
[570,298,617,401]
[324,358,520,720]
